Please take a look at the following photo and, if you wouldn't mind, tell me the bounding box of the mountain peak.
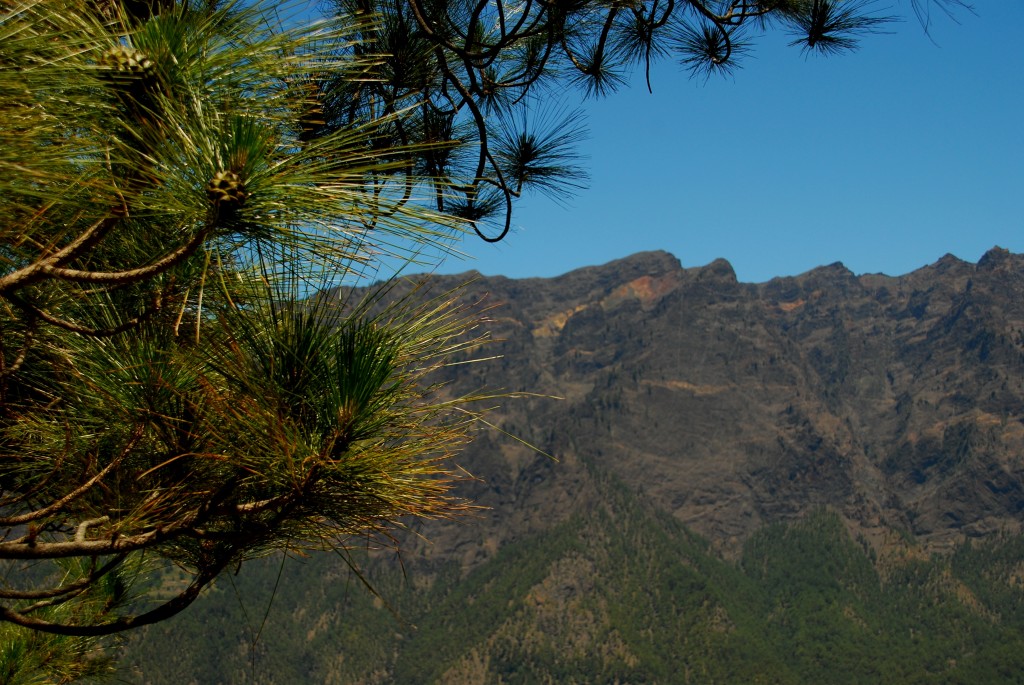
[573,250,682,280]
[932,253,972,273]
[978,246,1013,270]
[692,257,737,285]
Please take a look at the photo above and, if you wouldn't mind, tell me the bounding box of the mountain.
[401,246,1024,559]
[118,249,1024,683]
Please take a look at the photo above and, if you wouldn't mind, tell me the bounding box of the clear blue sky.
[397,4,1024,284]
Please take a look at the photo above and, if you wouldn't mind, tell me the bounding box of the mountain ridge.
[391,245,1024,563]
[425,245,1015,288]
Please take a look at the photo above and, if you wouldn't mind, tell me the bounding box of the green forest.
[119,476,1024,684]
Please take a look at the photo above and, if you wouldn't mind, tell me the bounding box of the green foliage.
[0,627,107,685]
[0,0,491,662]
[120,493,1024,684]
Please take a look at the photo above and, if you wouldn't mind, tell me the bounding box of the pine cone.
[99,45,156,77]
[206,170,248,207]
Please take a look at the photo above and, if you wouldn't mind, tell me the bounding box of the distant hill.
[120,249,1024,683]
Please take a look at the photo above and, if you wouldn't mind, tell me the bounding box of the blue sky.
[404,3,1024,284]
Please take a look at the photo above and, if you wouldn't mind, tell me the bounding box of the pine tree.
[0,1,499,677]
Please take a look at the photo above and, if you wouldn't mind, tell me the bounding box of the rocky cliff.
[390,247,1024,564]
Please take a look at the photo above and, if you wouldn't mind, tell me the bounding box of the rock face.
[381,247,1024,563]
